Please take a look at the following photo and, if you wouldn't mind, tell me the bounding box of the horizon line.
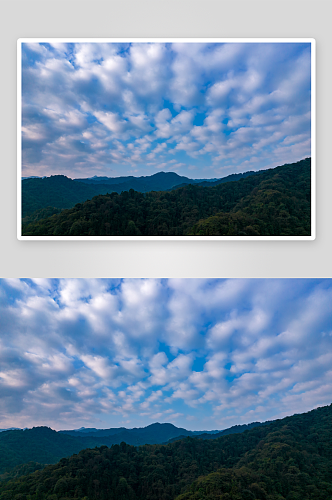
[21,157,311,181]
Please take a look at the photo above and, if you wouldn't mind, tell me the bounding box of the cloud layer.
[21,42,311,179]
[0,279,331,431]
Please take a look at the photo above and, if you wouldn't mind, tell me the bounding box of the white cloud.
[22,42,311,178]
[0,278,329,431]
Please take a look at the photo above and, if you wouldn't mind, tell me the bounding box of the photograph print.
[18,39,315,239]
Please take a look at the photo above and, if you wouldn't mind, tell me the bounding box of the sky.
[0,278,331,431]
[21,41,312,180]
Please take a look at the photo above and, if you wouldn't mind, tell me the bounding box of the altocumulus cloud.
[0,279,331,430]
[21,42,312,179]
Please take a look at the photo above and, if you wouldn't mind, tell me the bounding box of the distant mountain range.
[1,404,331,500]
[0,428,21,433]
[59,422,199,442]
[22,158,311,237]
[59,423,220,439]
[0,421,265,476]
[22,176,46,180]
[166,421,267,443]
[73,171,257,192]
[74,171,220,188]
[22,169,259,220]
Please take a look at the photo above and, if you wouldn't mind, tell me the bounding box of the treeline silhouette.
[22,158,311,237]
[0,403,331,500]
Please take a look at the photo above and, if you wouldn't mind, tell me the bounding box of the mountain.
[0,403,331,500]
[59,422,194,442]
[21,176,46,180]
[166,421,267,444]
[0,423,210,475]
[73,171,212,189]
[59,426,127,437]
[0,462,45,483]
[168,170,258,190]
[21,169,264,221]
[0,421,268,477]
[21,175,113,219]
[0,428,21,433]
[22,171,211,220]
[61,425,220,440]
[22,158,311,237]
[0,427,99,475]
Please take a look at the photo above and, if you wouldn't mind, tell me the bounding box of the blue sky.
[21,42,311,179]
[0,278,331,431]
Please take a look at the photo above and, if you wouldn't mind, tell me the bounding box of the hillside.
[59,423,194,442]
[0,422,221,475]
[0,403,331,500]
[74,171,257,190]
[22,158,311,237]
[22,172,216,220]
[59,427,127,437]
[0,427,101,475]
[166,422,266,444]
[168,170,258,190]
[74,171,206,190]
[21,170,260,223]
[22,176,113,218]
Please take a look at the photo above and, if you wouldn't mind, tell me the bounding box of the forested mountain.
[22,170,258,222]
[0,403,331,500]
[74,171,257,190]
[166,422,266,444]
[73,171,217,190]
[0,463,45,484]
[0,425,187,475]
[22,172,215,219]
[22,176,112,219]
[22,158,311,237]
[59,427,127,437]
[168,170,258,190]
[0,422,263,476]
[59,423,194,442]
[0,427,100,475]
[74,172,195,186]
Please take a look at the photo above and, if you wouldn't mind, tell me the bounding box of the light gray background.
[0,0,330,278]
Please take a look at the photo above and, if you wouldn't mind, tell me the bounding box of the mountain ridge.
[59,422,220,438]
[22,158,311,237]
[21,166,273,220]
[0,403,331,500]
[0,421,267,476]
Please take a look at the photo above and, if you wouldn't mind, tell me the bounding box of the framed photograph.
[17,38,315,240]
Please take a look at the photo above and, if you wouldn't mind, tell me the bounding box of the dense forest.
[0,424,193,475]
[22,176,112,219]
[22,158,311,237]
[22,170,258,221]
[59,423,195,441]
[0,423,263,476]
[0,403,331,500]
[22,172,211,220]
